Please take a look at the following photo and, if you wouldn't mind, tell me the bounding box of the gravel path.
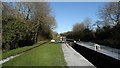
[61,43,95,67]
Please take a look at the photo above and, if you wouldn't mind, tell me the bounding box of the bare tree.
[98,2,120,25]
[29,2,56,41]
[72,23,85,32]
[82,17,92,29]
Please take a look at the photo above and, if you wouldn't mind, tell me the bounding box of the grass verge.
[2,42,67,67]
[2,41,47,60]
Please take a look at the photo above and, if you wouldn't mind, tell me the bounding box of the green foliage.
[3,18,27,50]
[2,2,56,51]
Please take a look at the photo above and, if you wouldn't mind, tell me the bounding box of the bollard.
[94,44,101,51]
[74,40,76,43]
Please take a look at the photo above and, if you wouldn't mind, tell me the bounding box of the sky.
[50,2,108,34]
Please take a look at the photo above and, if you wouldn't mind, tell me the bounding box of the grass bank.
[2,42,67,67]
[2,41,47,60]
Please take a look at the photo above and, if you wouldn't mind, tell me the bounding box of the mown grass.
[2,42,67,67]
[2,41,46,60]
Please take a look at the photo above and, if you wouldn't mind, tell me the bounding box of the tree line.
[2,2,56,51]
[60,2,120,49]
